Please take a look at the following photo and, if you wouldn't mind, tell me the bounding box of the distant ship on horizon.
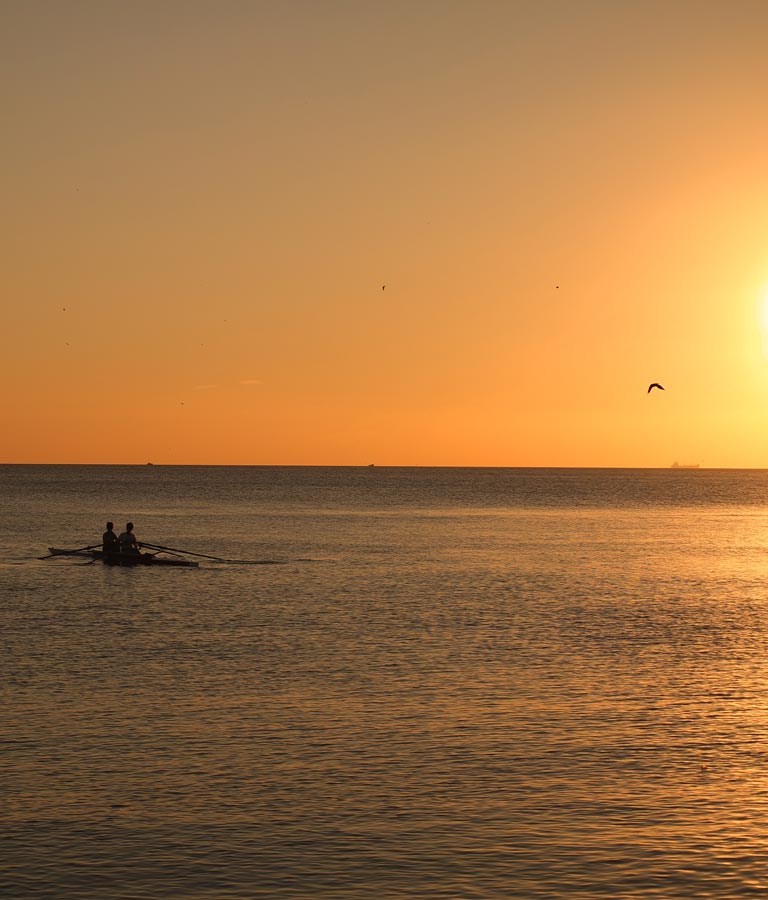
[670,462,700,468]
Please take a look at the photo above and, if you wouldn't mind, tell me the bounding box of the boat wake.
[213,557,329,565]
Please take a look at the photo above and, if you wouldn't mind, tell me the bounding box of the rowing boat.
[47,548,200,568]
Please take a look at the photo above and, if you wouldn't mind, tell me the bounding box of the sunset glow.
[758,285,768,356]
[3,2,768,466]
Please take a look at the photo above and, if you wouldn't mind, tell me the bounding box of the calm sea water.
[4,466,768,899]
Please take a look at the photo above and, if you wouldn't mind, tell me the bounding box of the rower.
[118,522,140,555]
[102,522,119,554]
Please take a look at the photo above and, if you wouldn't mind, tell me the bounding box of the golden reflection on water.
[6,470,768,897]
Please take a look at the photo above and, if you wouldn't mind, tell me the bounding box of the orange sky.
[3,1,768,465]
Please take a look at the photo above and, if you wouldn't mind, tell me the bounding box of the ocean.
[4,465,768,899]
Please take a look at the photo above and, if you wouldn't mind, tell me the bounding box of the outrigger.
[45,546,200,567]
[41,541,287,567]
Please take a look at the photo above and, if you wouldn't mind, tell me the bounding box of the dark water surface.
[4,466,768,898]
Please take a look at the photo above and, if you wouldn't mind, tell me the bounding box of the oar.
[38,544,101,560]
[142,542,227,562]
[142,541,287,565]
[141,543,185,559]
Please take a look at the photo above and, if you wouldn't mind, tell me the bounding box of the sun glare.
[758,285,768,358]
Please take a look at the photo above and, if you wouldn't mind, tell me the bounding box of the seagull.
[647,383,664,393]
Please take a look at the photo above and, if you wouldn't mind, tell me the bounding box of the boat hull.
[47,548,199,567]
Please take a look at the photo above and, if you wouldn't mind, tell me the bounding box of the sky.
[3,0,768,466]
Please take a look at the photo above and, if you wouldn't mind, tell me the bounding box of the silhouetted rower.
[102,522,119,554]
[118,522,140,555]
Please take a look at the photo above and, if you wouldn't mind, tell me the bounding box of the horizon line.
[1,462,762,471]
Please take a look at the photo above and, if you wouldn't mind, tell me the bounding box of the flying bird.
[647,383,664,393]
